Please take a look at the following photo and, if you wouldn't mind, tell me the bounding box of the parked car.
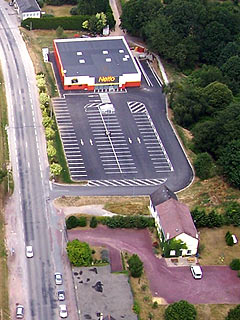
[190,265,203,279]
[16,305,24,319]
[57,290,65,301]
[26,246,33,258]
[54,272,63,285]
[59,304,68,318]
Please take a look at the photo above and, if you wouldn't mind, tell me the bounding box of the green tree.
[190,65,223,88]
[226,305,240,320]
[45,127,55,140]
[50,163,62,176]
[229,258,240,270]
[90,216,98,228]
[165,300,197,320]
[218,140,240,188]
[194,152,214,180]
[163,239,187,258]
[202,81,233,115]
[47,141,57,157]
[66,240,92,266]
[39,92,49,106]
[120,0,162,36]
[66,215,79,229]
[127,254,144,278]
[221,56,240,95]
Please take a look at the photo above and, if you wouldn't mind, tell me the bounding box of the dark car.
[57,290,65,301]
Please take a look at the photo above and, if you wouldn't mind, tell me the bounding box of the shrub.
[133,301,140,315]
[152,301,158,309]
[165,300,197,320]
[78,216,87,227]
[70,7,78,15]
[66,240,92,267]
[66,215,79,229]
[224,202,240,226]
[103,215,154,229]
[230,258,240,270]
[194,152,215,180]
[141,284,147,291]
[90,216,98,228]
[225,231,234,246]
[226,304,240,320]
[128,254,144,278]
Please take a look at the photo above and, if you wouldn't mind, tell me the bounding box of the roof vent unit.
[123,57,128,61]
[119,49,124,53]
[106,58,111,62]
[103,50,109,55]
[79,59,85,64]
[125,54,130,59]
[77,51,82,56]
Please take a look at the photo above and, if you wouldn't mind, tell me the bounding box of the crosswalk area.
[85,102,138,175]
[53,98,87,181]
[87,178,166,187]
[128,101,173,173]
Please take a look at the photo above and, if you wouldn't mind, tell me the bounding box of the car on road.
[57,290,65,301]
[59,304,68,318]
[190,265,203,279]
[16,304,24,318]
[54,272,63,285]
[26,246,33,258]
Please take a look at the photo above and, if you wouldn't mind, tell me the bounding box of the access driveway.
[68,226,240,304]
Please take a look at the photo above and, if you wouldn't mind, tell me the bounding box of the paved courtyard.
[72,265,137,320]
[68,226,240,304]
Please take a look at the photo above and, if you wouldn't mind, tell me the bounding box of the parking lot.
[72,265,137,320]
[51,58,193,189]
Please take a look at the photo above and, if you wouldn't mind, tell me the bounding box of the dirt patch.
[54,196,149,215]
[198,225,240,266]
[56,204,116,217]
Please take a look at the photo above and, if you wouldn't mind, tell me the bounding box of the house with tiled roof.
[13,0,41,20]
[150,186,199,256]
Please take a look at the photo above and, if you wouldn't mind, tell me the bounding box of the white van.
[190,265,203,279]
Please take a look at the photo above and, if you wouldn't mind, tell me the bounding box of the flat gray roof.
[54,37,138,78]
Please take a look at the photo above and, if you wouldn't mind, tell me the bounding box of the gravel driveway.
[68,226,240,304]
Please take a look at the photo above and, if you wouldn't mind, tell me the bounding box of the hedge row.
[66,215,154,230]
[191,202,240,229]
[21,15,90,30]
[21,13,115,30]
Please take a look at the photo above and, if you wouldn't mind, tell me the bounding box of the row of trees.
[36,74,62,177]
[191,202,240,228]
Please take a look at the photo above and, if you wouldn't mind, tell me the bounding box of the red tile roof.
[156,199,197,239]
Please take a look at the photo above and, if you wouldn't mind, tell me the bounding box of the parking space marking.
[87,178,166,187]
[85,102,137,175]
[53,98,87,181]
[128,101,173,172]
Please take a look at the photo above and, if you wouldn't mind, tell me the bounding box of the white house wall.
[22,11,41,20]
[175,233,198,256]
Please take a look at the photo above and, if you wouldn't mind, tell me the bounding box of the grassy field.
[42,4,73,17]
[0,65,10,318]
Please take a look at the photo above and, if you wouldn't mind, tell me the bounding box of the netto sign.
[97,76,118,84]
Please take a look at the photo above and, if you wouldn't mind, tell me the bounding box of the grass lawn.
[198,225,240,266]
[0,65,10,318]
[42,4,73,17]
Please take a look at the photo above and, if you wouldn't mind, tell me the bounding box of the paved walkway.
[68,226,240,304]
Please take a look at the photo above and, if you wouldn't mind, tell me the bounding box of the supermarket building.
[53,36,141,91]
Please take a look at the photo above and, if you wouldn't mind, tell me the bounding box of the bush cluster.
[36,73,62,178]
[225,231,234,246]
[191,202,240,229]
[101,215,155,229]
[230,259,240,271]
[127,254,143,278]
[66,215,87,229]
